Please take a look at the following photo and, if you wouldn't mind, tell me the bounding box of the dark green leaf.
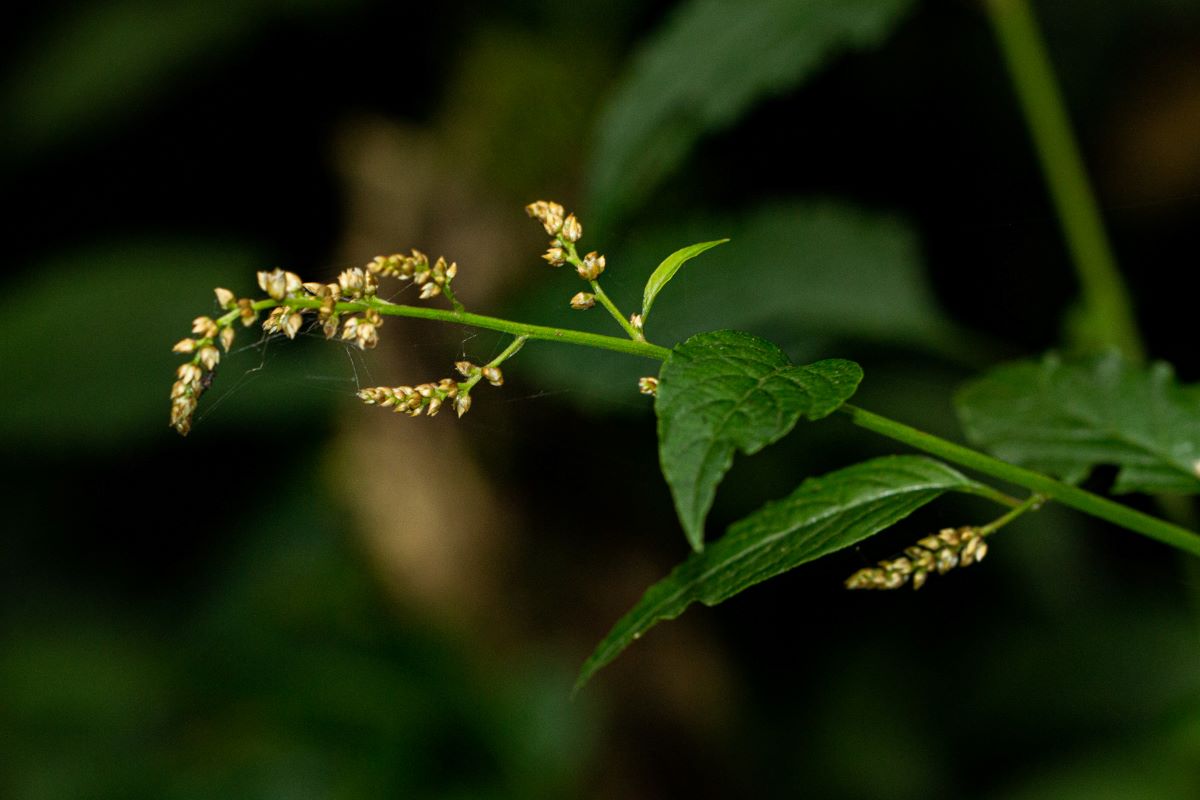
[956,352,1200,494]
[586,0,916,230]
[640,238,729,325]
[657,330,863,550]
[576,455,982,690]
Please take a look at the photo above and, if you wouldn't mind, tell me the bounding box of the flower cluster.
[169,288,262,435]
[358,378,467,418]
[525,200,609,303]
[169,252,461,436]
[356,357,508,420]
[845,526,989,591]
[367,250,458,301]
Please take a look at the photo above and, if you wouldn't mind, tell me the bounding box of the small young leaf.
[657,330,863,551]
[640,238,729,324]
[576,456,982,690]
[956,352,1200,494]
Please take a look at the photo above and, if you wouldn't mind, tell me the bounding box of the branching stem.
[589,280,643,341]
[460,335,528,393]
[840,404,1200,557]
[224,296,1197,556]
[978,493,1046,536]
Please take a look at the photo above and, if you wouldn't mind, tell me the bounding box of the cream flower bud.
[237,299,257,327]
[338,268,366,297]
[177,363,203,384]
[198,346,220,370]
[560,214,582,243]
[454,393,472,418]
[173,338,197,354]
[355,322,378,350]
[570,292,595,310]
[214,287,236,308]
[258,269,289,300]
[283,310,303,340]
[192,316,218,338]
[577,252,606,281]
[481,366,503,387]
[525,200,565,235]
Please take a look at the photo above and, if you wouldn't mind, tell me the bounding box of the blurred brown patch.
[1103,42,1200,208]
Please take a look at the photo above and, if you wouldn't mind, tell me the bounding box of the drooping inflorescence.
[354,353,512,421]
[169,250,464,436]
[844,526,989,591]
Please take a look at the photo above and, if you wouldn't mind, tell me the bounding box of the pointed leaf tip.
[640,238,729,325]
[576,455,981,690]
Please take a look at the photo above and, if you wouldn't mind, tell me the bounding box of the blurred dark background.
[2,1,1199,797]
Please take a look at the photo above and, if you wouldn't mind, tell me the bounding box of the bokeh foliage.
[3,0,1199,797]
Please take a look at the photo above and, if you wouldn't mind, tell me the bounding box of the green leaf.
[576,455,982,690]
[640,238,729,324]
[956,352,1200,494]
[586,0,916,230]
[657,330,863,551]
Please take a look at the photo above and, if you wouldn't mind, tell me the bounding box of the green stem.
[589,280,644,341]
[460,335,527,392]
[441,280,466,313]
[978,493,1045,536]
[558,237,642,341]
[231,296,1197,556]
[265,297,671,361]
[985,0,1143,361]
[487,335,528,366]
[840,404,1200,557]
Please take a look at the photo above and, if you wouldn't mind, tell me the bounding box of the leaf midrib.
[635,478,958,628]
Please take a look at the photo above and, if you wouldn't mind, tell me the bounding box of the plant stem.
[985,0,1143,361]
[978,493,1045,536]
[441,280,466,313]
[265,297,671,361]
[840,404,1200,557]
[487,335,528,366]
[558,237,642,341]
[460,335,528,392]
[589,280,644,341]
[237,297,1197,556]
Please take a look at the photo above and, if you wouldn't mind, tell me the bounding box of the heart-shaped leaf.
[640,238,729,326]
[576,455,982,690]
[657,330,863,551]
